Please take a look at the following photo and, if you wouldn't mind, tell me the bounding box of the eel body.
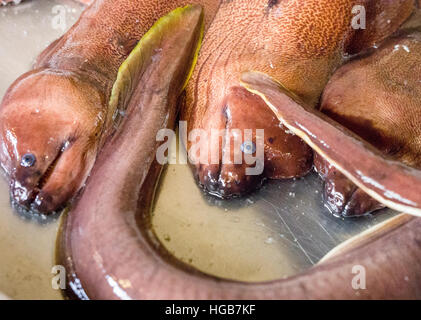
[182,0,416,199]
[315,29,421,217]
[0,0,221,214]
[58,2,421,300]
[240,58,421,217]
[60,50,421,299]
[61,193,421,299]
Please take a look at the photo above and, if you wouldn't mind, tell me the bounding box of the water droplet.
[265,237,274,244]
[246,198,254,204]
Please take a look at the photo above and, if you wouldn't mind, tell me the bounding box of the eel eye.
[21,153,36,167]
[241,141,256,154]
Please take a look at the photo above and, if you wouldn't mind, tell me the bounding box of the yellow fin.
[108,5,205,128]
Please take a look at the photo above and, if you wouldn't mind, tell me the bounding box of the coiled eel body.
[59,3,421,300]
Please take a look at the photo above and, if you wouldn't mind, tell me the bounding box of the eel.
[61,196,421,299]
[315,29,421,217]
[181,0,416,199]
[0,0,221,214]
[240,65,421,217]
[0,0,416,213]
[58,24,421,298]
[4,0,421,299]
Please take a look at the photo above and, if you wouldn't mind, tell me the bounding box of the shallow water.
[1,0,417,300]
[153,143,396,282]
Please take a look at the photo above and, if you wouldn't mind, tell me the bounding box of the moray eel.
[315,29,421,217]
[58,7,421,299]
[182,0,416,199]
[240,62,421,217]
[0,0,221,214]
[61,188,421,300]
[4,0,421,299]
[0,0,415,212]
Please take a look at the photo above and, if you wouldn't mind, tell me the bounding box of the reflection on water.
[152,139,396,282]
[0,178,63,300]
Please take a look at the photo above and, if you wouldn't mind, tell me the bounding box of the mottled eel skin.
[0,0,221,214]
[182,0,416,198]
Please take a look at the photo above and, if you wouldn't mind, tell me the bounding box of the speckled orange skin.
[183,0,416,198]
[316,30,421,217]
[0,0,221,214]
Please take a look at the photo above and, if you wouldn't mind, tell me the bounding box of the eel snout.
[189,86,313,199]
[314,154,385,217]
[315,30,421,217]
[0,70,104,214]
[0,0,222,214]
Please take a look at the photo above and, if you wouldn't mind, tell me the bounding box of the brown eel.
[241,65,421,217]
[59,44,421,301]
[58,4,421,301]
[0,0,221,214]
[0,1,416,213]
[314,29,421,217]
[182,0,416,199]
[2,0,420,299]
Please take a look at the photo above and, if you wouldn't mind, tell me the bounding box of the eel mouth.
[191,86,313,199]
[37,146,64,191]
[193,101,265,200]
[10,145,65,215]
[323,183,385,218]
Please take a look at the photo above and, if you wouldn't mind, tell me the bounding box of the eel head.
[0,69,104,214]
[185,85,313,199]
